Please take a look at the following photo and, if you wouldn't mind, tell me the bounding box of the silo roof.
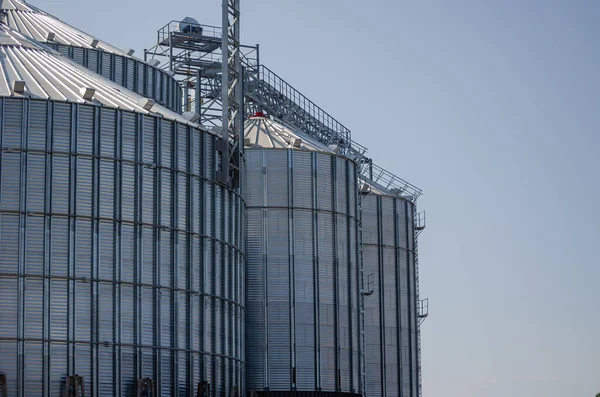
[244,116,335,153]
[0,22,197,125]
[0,0,130,57]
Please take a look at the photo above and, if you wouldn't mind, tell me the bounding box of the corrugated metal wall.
[362,194,418,397]
[47,44,182,113]
[0,98,244,396]
[245,149,362,395]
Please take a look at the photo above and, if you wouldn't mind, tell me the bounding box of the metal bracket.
[418,298,429,325]
[362,272,375,297]
[197,381,211,397]
[0,373,7,397]
[63,375,86,397]
[415,210,426,237]
[137,378,156,397]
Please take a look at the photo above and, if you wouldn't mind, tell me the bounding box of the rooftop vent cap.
[292,138,302,148]
[137,98,156,111]
[12,80,26,93]
[165,70,175,77]
[360,184,371,194]
[80,87,96,101]
[148,59,160,67]
[328,144,341,153]
[46,32,56,41]
[126,48,135,56]
[90,39,99,48]
[182,111,201,123]
[179,17,202,34]
[244,137,251,146]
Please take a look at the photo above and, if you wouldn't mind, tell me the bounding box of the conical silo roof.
[0,0,130,56]
[244,115,336,153]
[0,22,191,123]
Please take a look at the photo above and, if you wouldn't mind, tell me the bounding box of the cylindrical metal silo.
[0,0,183,112]
[361,187,419,397]
[244,116,362,396]
[0,24,244,396]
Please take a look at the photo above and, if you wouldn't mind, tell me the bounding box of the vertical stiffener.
[244,117,363,396]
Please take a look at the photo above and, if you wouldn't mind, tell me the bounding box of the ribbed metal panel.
[114,56,124,86]
[245,148,362,395]
[0,97,245,396]
[362,194,419,397]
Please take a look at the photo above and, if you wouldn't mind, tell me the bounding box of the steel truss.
[146,12,427,396]
[220,0,243,187]
[145,15,256,189]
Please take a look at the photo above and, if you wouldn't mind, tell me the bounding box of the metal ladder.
[416,235,423,397]
[414,210,427,397]
[357,187,368,396]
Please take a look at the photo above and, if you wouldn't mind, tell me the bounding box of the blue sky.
[40,1,600,396]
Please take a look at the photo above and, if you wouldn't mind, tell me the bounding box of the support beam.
[221,0,243,188]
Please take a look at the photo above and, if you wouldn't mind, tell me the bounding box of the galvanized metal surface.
[1,0,182,111]
[252,392,362,397]
[362,193,419,397]
[0,97,245,396]
[244,116,332,152]
[0,23,187,123]
[0,0,127,55]
[245,146,362,395]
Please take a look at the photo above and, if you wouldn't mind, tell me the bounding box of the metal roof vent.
[46,32,55,41]
[292,138,302,148]
[137,98,156,111]
[182,111,200,123]
[148,59,160,67]
[328,144,341,153]
[12,80,26,93]
[90,39,99,48]
[360,183,371,194]
[179,17,202,34]
[126,48,135,56]
[80,87,96,101]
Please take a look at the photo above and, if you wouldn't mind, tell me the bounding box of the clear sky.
[40,1,600,396]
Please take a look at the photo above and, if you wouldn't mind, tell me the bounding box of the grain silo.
[361,178,424,397]
[244,115,363,396]
[0,0,183,112]
[0,22,244,396]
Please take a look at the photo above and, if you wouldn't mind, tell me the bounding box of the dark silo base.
[249,392,362,397]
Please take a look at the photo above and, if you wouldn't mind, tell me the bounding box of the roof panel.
[0,22,200,125]
[244,116,334,153]
[1,0,129,56]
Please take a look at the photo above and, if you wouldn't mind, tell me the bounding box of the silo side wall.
[362,194,418,397]
[245,149,362,395]
[48,44,183,113]
[0,98,244,396]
